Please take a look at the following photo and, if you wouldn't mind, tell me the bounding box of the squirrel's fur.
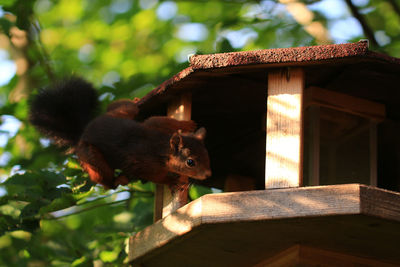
[29,77,211,189]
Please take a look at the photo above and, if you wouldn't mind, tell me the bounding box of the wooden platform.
[129,184,400,266]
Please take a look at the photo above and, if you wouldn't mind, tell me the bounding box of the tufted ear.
[170,132,183,152]
[194,127,206,140]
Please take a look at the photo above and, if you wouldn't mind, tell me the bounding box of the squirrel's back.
[29,77,99,146]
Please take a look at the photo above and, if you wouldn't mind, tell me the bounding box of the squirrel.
[29,77,211,189]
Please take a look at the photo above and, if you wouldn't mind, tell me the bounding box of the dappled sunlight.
[266,87,302,188]
[129,184,369,263]
[340,192,361,204]
[267,93,303,120]
[129,198,203,259]
[162,198,202,234]
[291,195,329,210]
[266,151,300,187]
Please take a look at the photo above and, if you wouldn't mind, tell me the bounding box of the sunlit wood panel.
[266,68,305,189]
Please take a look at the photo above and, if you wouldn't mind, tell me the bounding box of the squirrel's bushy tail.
[29,77,99,146]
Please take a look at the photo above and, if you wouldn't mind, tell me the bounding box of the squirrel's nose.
[205,170,212,178]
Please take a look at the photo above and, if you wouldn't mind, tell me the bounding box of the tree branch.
[43,199,129,220]
[43,190,153,220]
[344,0,379,47]
[387,0,400,18]
[31,19,56,82]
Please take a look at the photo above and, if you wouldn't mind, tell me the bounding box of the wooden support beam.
[308,106,320,186]
[255,245,399,267]
[265,68,305,189]
[370,122,378,186]
[304,86,386,122]
[153,93,192,221]
[153,184,164,222]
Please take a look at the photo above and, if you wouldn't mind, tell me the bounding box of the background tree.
[0,0,399,266]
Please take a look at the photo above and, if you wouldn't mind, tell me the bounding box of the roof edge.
[190,41,373,69]
[137,66,194,107]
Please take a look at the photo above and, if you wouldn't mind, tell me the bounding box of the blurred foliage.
[0,0,399,265]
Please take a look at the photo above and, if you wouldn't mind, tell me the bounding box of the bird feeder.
[129,41,400,266]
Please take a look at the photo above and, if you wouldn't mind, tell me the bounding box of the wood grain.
[130,184,400,266]
[254,245,398,267]
[266,68,305,188]
[304,86,386,121]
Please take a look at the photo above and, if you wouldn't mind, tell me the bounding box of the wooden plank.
[304,86,386,122]
[299,245,398,267]
[129,184,400,266]
[360,185,400,221]
[254,245,398,267]
[253,245,300,267]
[266,67,305,189]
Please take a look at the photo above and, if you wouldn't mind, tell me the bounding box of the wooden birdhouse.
[129,41,400,266]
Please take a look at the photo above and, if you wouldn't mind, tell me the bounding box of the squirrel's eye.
[186,159,195,167]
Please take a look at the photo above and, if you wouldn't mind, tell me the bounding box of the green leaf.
[9,230,32,241]
[0,215,18,234]
[128,180,154,192]
[9,0,35,31]
[99,248,121,263]
[20,201,43,219]
[2,171,68,202]
[39,194,76,214]
[3,170,64,187]
[71,256,91,267]
[74,188,96,204]
[0,0,17,7]
[36,171,67,189]
[0,18,13,36]
[189,184,213,200]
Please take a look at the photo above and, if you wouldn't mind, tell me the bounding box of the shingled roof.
[137,41,400,116]
[190,40,399,69]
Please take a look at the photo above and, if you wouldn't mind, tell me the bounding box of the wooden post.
[369,122,377,187]
[153,184,164,222]
[153,93,192,221]
[265,68,305,189]
[309,106,320,186]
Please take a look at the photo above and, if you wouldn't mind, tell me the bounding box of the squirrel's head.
[167,127,211,180]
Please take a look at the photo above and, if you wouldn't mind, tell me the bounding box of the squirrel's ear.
[194,127,206,140]
[170,132,183,152]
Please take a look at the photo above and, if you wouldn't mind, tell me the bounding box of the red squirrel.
[29,77,211,189]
